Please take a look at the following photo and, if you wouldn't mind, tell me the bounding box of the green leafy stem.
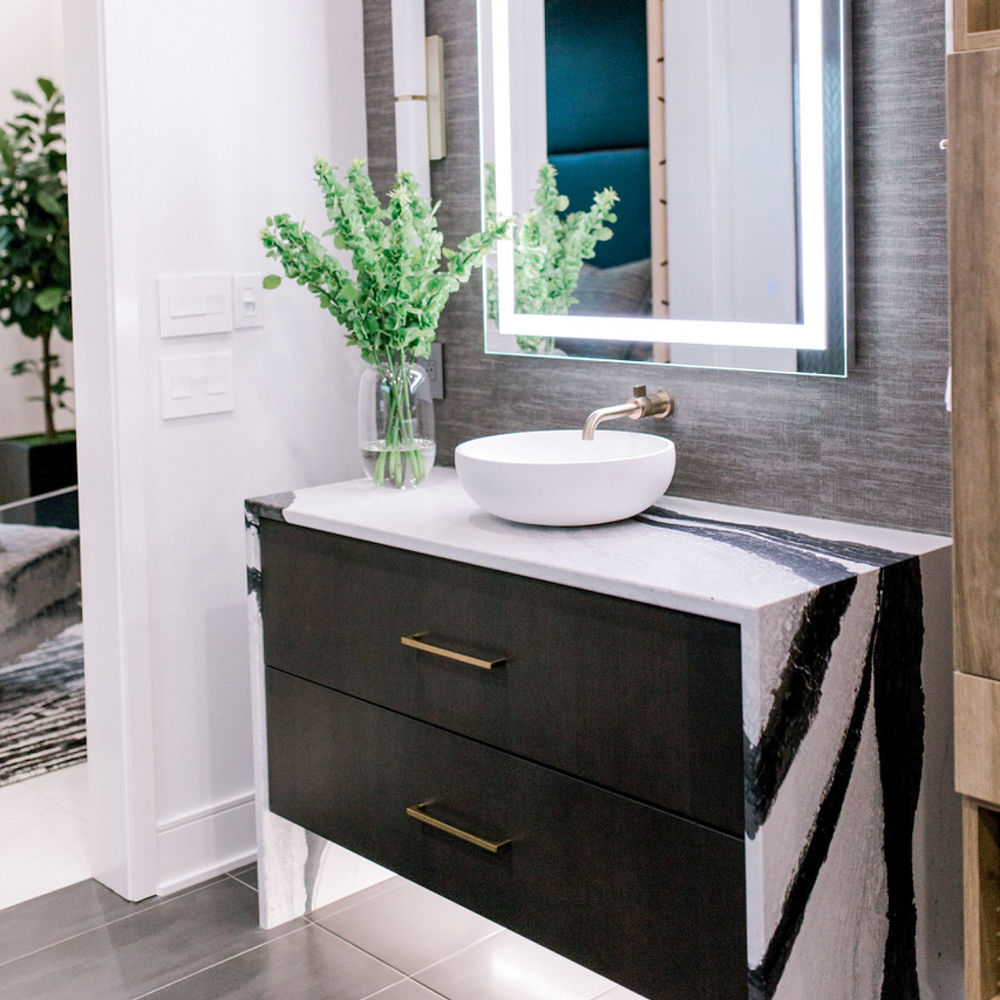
[484,162,618,354]
[370,348,425,488]
[261,159,511,366]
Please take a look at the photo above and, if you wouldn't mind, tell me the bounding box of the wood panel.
[949,50,1000,681]
[963,799,1000,1000]
[260,519,744,834]
[956,673,1000,805]
[266,668,747,1000]
[646,0,669,323]
[956,0,1000,52]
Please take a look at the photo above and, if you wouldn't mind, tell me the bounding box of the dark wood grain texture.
[363,0,951,535]
[949,50,1000,682]
[266,669,747,1000]
[260,519,744,834]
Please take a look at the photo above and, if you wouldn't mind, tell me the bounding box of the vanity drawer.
[266,668,747,1000]
[260,519,743,834]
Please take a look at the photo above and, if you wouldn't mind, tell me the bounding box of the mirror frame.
[479,0,853,374]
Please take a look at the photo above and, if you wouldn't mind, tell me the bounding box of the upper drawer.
[260,518,743,834]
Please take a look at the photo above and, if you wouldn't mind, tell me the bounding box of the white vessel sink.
[455,429,676,526]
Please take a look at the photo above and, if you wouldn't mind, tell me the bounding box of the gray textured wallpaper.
[364,0,951,535]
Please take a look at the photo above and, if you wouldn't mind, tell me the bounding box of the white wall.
[664,0,798,370]
[65,0,368,896]
[0,0,75,439]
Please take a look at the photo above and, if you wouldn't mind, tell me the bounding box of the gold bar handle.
[406,801,512,854]
[400,632,505,670]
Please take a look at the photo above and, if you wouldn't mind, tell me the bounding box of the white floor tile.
[0,771,90,911]
[21,762,89,818]
[415,928,616,1000]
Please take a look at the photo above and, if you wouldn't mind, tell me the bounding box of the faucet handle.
[628,387,674,420]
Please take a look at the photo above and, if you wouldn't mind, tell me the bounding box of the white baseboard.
[156,792,257,897]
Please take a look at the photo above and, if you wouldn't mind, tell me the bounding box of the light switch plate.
[158,275,234,338]
[160,353,234,419]
[233,273,265,329]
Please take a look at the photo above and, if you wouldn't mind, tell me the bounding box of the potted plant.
[0,78,75,508]
[261,158,509,488]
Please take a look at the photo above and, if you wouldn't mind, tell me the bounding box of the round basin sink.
[455,429,676,526]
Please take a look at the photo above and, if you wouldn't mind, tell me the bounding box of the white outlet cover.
[160,353,234,420]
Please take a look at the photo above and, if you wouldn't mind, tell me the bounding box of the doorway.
[0,0,89,909]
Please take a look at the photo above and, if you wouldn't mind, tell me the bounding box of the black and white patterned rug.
[0,624,86,787]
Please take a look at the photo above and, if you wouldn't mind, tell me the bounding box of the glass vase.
[358,351,436,489]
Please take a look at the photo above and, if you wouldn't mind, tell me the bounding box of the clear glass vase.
[358,351,436,488]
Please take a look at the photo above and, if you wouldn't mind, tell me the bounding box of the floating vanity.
[246,471,961,1000]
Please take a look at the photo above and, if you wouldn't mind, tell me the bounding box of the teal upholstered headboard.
[544,0,650,269]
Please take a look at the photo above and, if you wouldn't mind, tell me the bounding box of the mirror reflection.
[480,0,851,375]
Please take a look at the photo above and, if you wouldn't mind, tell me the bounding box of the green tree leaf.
[0,78,72,439]
[34,287,63,312]
[35,191,63,216]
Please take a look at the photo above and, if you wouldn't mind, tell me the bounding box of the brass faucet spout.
[582,402,642,440]
[582,386,674,440]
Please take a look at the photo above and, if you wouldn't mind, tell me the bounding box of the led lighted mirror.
[479,0,852,375]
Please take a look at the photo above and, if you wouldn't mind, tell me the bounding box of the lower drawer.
[266,668,747,1000]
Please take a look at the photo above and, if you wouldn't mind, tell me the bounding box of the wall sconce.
[391,0,446,198]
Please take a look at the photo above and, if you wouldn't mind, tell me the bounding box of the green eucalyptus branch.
[261,158,511,366]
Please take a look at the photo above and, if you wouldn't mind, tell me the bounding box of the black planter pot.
[0,434,78,528]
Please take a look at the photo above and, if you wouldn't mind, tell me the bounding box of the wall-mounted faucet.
[582,385,674,440]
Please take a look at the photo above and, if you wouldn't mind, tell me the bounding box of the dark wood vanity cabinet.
[260,518,747,1000]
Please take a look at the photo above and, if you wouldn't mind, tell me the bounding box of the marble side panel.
[746,551,960,999]
[245,502,393,929]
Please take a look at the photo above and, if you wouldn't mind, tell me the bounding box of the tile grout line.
[307,876,404,921]
[303,916,414,979]
[0,875,235,971]
[224,871,257,892]
[408,929,623,1000]
[402,926,507,981]
[29,784,89,821]
[359,976,452,1000]
[127,923,309,1000]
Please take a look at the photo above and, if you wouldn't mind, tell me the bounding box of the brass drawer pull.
[400,632,505,670]
[406,801,512,854]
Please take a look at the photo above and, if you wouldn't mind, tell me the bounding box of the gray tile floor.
[0,865,645,1000]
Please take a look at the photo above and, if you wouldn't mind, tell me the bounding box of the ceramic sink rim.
[454,429,676,526]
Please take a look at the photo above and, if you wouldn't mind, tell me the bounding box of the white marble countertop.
[248,470,949,626]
